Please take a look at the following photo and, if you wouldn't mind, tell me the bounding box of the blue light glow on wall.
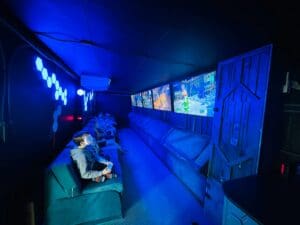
[55,90,59,100]
[42,68,48,80]
[47,77,53,88]
[58,87,63,96]
[35,56,68,106]
[51,73,56,84]
[89,91,94,101]
[78,89,93,111]
[55,80,60,90]
[77,89,85,96]
[35,56,43,71]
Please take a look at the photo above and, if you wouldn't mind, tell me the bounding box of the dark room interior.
[0,1,299,225]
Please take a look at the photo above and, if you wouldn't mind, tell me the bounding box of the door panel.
[205,45,272,225]
[210,45,272,181]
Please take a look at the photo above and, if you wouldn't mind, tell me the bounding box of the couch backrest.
[49,142,82,198]
[163,128,210,160]
[129,112,211,162]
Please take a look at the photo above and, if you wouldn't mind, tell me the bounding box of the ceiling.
[1,0,299,94]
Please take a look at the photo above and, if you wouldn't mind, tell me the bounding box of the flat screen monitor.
[152,84,172,111]
[135,93,143,107]
[172,71,216,117]
[142,90,153,109]
[131,95,136,106]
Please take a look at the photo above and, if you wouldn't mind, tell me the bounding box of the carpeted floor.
[107,128,213,225]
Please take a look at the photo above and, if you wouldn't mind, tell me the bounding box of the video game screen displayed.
[141,90,153,109]
[172,71,216,117]
[152,84,172,111]
[131,95,136,106]
[135,93,143,107]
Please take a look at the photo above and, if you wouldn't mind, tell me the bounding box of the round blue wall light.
[55,80,60,90]
[51,73,56,84]
[34,56,69,107]
[35,57,43,71]
[64,88,68,97]
[42,68,48,80]
[55,90,59,100]
[58,87,63,96]
[47,77,52,88]
[77,89,85,96]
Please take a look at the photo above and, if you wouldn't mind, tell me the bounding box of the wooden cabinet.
[204,177,224,225]
[222,196,260,225]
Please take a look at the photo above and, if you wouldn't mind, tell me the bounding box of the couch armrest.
[81,177,123,195]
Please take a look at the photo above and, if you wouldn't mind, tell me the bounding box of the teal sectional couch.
[45,120,123,225]
[129,112,212,204]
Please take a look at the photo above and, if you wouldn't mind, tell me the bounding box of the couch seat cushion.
[163,128,210,160]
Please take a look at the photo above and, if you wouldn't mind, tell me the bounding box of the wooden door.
[204,45,272,225]
[209,45,272,181]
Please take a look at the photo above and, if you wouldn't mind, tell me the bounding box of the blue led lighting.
[35,57,43,71]
[51,73,56,84]
[77,89,85,96]
[58,87,63,96]
[55,80,60,90]
[47,77,52,88]
[55,90,59,100]
[42,68,48,80]
[35,56,68,107]
[89,91,94,100]
[61,93,65,101]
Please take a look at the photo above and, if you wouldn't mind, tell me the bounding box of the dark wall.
[0,24,81,225]
[95,93,131,127]
[254,46,300,176]
[279,53,300,176]
[258,47,286,175]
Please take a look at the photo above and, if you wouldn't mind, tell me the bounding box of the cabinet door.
[210,45,272,181]
[223,197,260,225]
[204,177,224,225]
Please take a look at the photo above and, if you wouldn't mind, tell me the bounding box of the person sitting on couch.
[71,131,116,182]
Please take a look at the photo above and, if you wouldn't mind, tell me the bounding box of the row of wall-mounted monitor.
[131,71,216,117]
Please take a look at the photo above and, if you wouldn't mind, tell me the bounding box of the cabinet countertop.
[223,175,300,225]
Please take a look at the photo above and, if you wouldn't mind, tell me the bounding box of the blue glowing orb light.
[55,80,60,90]
[35,56,68,106]
[42,68,48,80]
[55,90,59,100]
[47,77,52,88]
[35,57,43,71]
[61,93,65,101]
[58,87,63,96]
[51,73,56,84]
[77,89,85,96]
